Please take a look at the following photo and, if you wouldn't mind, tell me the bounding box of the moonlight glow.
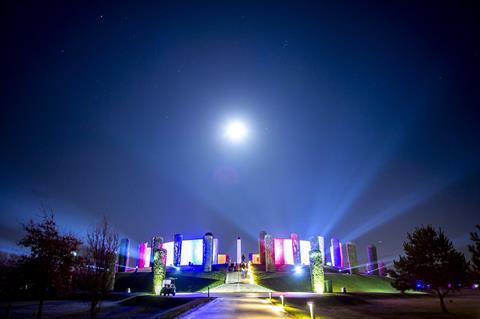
[224,120,249,143]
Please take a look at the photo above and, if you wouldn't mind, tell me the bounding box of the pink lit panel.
[274,238,285,265]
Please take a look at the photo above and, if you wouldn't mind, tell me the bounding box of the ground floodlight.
[307,301,314,319]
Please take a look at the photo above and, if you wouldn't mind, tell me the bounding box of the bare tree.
[77,217,119,319]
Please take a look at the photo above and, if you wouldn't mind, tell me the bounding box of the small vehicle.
[160,278,176,296]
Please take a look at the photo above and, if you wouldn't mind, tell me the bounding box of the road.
[180,296,291,319]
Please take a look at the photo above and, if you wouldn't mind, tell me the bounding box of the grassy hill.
[255,270,398,293]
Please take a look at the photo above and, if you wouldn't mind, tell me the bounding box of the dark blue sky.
[2,1,479,264]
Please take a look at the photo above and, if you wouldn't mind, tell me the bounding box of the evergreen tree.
[393,225,467,313]
[468,224,480,284]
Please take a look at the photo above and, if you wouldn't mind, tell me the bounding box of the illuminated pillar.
[173,234,183,267]
[118,238,129,272]
[339,242,345,268]
[330,238,341,267]
[150,236,163,267]
[367,245,379,275]
[346,241,359,274]
[264,234,275,272]
[137,242,148,268]
[274,238,285,265]
[203,233,214,272]
[236,237,242,264]
[309,249,324,294]
[259,231,267,265]
[291,233,301,265]
[318,236,325,265]
[378,261,385,276]
[213,238,219,264]
[153,248,167,295]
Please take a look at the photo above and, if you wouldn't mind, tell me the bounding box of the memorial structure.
[346,241,359,274]
[367,244,379,275]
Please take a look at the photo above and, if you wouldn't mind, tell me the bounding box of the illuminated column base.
[203,233,214,272]
[265,234,275,272]
[259,231,267,265]
[367,245,379,275]
[291,233,301,265]
[153,248,167,295]
[173,234,183,267]
[309,249,324,294]
[118,238,129,272]
[346,241,359,274]
[150,236,163,267]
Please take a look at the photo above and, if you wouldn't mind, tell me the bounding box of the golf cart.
[160,277,177,296]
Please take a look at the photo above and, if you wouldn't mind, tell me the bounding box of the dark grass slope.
[114,270,225,293]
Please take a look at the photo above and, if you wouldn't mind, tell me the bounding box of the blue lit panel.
[180,239,203,265]
[300,240,311,265]
[213,238,219,264]
[164,241,174,266]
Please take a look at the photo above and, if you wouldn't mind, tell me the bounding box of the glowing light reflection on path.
[179,296,289,318]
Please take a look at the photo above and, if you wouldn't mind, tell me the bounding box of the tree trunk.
[437,290,449,314]
[6,300,12,319]
[90,300,98,319]
[36,298,44,319]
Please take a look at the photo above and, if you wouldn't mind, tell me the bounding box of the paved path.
[209,271,272,293]
[180,297,290,319]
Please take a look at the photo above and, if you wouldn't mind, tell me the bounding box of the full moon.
[224,120,249,143]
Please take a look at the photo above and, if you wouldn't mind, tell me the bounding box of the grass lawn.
[271,291,480,319]
[171,270,225,292]
[255,269,398,293]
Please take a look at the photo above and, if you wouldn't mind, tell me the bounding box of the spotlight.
[294,265,304,275]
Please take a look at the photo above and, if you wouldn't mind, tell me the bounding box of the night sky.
[2,1,479,265]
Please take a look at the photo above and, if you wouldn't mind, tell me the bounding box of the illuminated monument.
[120,230,383,282]
[130,233,221,271]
